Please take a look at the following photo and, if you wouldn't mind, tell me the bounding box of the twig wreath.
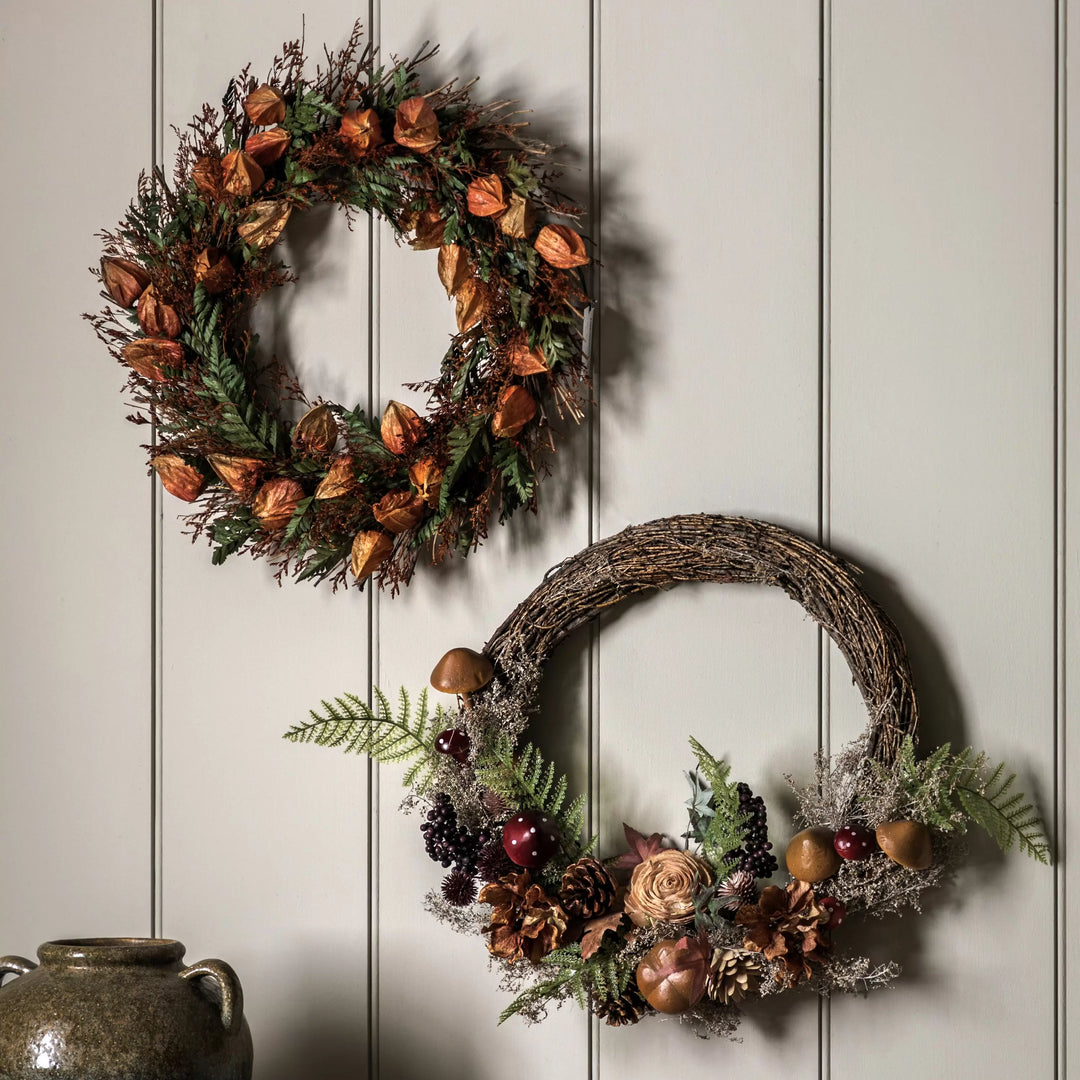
[287,515,1048,1036]
[87,24,589,591]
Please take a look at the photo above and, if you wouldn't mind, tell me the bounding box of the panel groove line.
[1055,0,1068,1075]
[817,2,832,1077]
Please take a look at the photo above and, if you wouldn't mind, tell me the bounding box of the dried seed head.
[293,404,338,454]
[466,174,507,217]
[206,454,265,498]
[535,224,589,269]
[122,338,184,382]
[373,490,425,534]
[222,150,264,197]
[393,95,439,153]
[340,107,384,158]
[137,285,181,339]
[437,244,470,298]
[381,400,425,456]
[491,385,537,439]
[252,478,305,531]
[236,200,292,251]
[351,530,394,582]
[455,278,485,333]
[409,458,444,507]
[194,247,236,294]
[497,193,537,240]
[314,455,356,500]
[243,84,286,126]
[244,127,290,168]
[100,257,150,308]
[152,454,206,502]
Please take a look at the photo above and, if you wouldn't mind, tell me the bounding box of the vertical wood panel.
[158,8,371,1076]
[373,3,593,1077]
[0,1,153,945]
[828,3,1057,1076]
[597,3,821,1075]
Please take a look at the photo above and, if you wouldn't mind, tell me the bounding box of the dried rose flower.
[624,849,713,927]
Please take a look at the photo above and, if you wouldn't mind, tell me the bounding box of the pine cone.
[706,948,759,1005]
[594,987,651,1027]
[714,869,758,912]
[560,857,618,918]
[735,880,831,986]
[478,871,568,964]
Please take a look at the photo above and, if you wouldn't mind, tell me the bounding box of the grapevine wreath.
[287,515,1048,1036]
[87,25,590,591]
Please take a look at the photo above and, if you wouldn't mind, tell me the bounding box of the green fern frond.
[283,686,442,793]
[957,774,1050,863]
[688,736,748,875]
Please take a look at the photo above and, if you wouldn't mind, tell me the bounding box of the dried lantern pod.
[466,174,507,217]
[243,84,286,126]
[194,248,236,294]
[137,286,181,339]
[393,95,440,153]
[455,278,486,333]
[191,155,222,198]
[535,224,590,269]
[351,530,394,582]
[252,477,305,531]
[221,150,265,197]
[314,455,356,500]
[244,128,291,168]
[381,400,425,456]
[491,385,537,439]
[508,341,548,376]
[206,453,265,499]
[293,404,338,453]
[497,193,537,240]
[340,107,384,157]
[152,455,206,502]
[373,491,425,534]
[409,458,444,507]
[122,338,184,383]
[237,200,292,251]
[100,257,151,308]
[437,244,470,298]
[411,209,446,251]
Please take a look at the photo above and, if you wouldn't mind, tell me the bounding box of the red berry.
[434,728,471,764]
[501,811,560,869]
[833,824,877,861]
[819,896,846,929]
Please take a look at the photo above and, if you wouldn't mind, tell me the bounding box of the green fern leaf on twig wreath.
[283,686,443,792]
[688,736,750,875]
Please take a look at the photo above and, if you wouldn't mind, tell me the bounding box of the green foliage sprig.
[688,736,749,876]
[283,686,443,793]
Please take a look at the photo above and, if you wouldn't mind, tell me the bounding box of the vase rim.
[38,938,186,966]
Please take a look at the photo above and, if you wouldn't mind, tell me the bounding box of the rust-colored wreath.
[88,24,589,591]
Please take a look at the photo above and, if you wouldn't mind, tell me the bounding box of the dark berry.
[724,782,779,880]
[419,794,493,874]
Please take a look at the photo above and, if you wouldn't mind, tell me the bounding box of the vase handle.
[0,956,36,988]
[180,958,244,1035]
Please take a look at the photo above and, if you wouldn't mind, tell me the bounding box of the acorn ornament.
[786,826,842,882]
[502,811,560,869]
[833,824,878,861]
[876,820,933,870]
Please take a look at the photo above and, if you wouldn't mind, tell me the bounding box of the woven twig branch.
[481,514,918,766]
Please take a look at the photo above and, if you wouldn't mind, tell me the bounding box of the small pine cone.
[707,949,759,1005]
[442,869,478,907]
[560,857,617,919]
[595,988,651,1027]
[476,842,516,884]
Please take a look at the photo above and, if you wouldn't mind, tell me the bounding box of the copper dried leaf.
[393,95,440,153]
[351,530,394,581]
[243,84,286,126]
[152,455,206,502]
[372,490,425,534]
[237,200,292,251]
[490,385,536,438]
[466,173,507,217]
[381,400,425,455]
[222,150,264,197]
[244,127,290,168]
[314,455,357,500]
[409,458,444,507]
[293,404,338,453]
[580,911,625,961]
[497,193,536,240]
[137,286,181,339]
[122,338,183,383]
[340,107,384,158]
[194,247,236,294]
[535,223,589,269]
[455,278,486,333]
[100,257,150,308]
[509,341,548,376]
[612,823,667,870]
[437,244,470,298]
[411,209,446,251]
[252,478,304,531]
[206,454,265,498]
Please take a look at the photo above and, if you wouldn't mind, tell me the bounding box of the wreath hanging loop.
[289,514,1047,1037]
[88,23,590,592]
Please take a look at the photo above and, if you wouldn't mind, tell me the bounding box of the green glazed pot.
[0,938,253,1079]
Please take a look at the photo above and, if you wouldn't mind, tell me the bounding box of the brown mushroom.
[785,827,842,883]
[429,647,494,708]
[875,820,933,870]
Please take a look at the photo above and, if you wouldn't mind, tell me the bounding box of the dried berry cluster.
[88,23,590,592]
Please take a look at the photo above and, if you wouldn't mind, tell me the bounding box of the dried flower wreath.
[87,24,589,591]
[287,515,1048,1036]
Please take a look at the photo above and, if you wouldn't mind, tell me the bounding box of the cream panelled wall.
[0,3,1073,1079]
